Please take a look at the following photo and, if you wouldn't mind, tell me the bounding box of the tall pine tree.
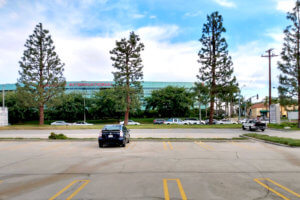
[197,11,235,124]
[278,0,300,127]
[110,31,144,125]
[18,23,66,125]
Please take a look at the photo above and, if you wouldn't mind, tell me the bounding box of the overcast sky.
[0,0,296,100]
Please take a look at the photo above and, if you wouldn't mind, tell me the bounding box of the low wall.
[0,107,8,126]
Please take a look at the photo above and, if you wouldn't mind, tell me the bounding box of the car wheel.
[242,126,246,130]
[261,129,265,132]
[249,127,253,131]
[121,141,126,147]
[99,142,103,148]
[127,138,130,143]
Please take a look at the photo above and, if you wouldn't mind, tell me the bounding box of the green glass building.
[0,81,195,98]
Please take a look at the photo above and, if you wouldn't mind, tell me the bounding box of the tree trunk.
[39,105,44,125]
[209,22,216,125]
[199,102,202,121]
[124,90,130,126]
[209,96,214,125]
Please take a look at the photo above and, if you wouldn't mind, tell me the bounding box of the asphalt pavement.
[0,140,300,199]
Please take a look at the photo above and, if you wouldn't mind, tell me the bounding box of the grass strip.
[244,133,300,147]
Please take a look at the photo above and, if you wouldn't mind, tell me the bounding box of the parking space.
[0,140,299,199]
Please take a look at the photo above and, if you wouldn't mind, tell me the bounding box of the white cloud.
[0,0,6,8]
[184,11,202,17]
[149,15,156,19]
[0,24,199,83]
[276,0,294,12]
[214,0,236,8]
[132,13,145,19]
[231,33,282,99]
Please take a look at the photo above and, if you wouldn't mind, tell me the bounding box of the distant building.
[0,80,195,99]
[248,102,298,118]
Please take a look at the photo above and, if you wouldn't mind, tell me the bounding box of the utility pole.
[262,49,278,123]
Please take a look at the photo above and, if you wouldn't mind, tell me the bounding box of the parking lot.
[0,140,300,199]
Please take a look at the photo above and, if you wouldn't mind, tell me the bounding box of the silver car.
[50,121,71,126]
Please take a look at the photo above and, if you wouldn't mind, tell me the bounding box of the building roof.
[251,103,266,109]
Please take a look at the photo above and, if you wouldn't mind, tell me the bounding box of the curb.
[241,135,298,148]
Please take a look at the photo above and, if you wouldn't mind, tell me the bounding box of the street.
[0,128,299,139]
[0,140,300,199]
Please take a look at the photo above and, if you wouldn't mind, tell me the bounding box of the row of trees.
[0,85,243,124]
[15,11,238,125]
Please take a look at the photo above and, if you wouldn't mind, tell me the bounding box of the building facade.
[0,81,195,98]
[248,102,299,118]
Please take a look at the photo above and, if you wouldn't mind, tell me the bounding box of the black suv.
[98,125,130,148]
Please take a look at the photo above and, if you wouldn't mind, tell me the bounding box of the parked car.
[238,118,247,124]
[119,120,140,125]
[153,119,165,124]
[163,118,183,125]
[216,119,238,124]
[50,121,71,126]
[242,119,266,131]
[98,124,130,147]
[181,118,205,125]
[73,121,93,126]
[204,119,218,124]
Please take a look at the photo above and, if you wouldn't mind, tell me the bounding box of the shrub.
[48,132,68,140]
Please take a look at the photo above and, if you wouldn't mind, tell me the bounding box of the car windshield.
[103,125,121,130]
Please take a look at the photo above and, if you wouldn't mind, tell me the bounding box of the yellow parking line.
[48,180,90,200]
[163,179,187,200]
[163,142,168,150]
[163,142,173,150]
[254,178,300,200]
[167,142,173,150]
[194,141,213,151]
[163,179,170,200]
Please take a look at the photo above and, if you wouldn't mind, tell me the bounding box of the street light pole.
[262,49,278,123]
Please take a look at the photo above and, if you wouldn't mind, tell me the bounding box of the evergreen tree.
[278,0,300,127]
[197,11,235,124]
[18,23,66,125]
[110,31,144,125]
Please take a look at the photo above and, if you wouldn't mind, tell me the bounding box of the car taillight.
[120,131,124,137]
